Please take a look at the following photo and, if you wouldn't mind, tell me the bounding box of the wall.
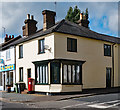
[54,32,114,89]
[0,47,15,90]
[118,44,120,86]
[16,33,55,87]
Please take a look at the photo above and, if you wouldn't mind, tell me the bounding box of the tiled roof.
[0,35,22,50]
[1,19,120,48]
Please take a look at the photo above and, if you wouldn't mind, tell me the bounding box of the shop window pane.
[76,66,80,83]
[37,66,39,83]
[43,66,45,83]
[10,72,13,86]
[68,65,71,83]
[36,64,48,84]
[40,66,42,83]
[72,65,75,83]
[63,65,67,83]
[51,62,60,84]
[46,66,48,84]
[0,73,2,86]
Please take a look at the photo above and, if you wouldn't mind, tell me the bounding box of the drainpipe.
[14,46,16,84]
[112,43,116,87]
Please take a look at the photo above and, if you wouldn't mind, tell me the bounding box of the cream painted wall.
[16,33,55,87]
[54,32,115,89]
[16,31,120,91]
[118,44,120,86]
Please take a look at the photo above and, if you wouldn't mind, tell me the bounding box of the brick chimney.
[42,10,56,31]
[22,14,37,37]
[4,34,14,42]
[78,13,89,28]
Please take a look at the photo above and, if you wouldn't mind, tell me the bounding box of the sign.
[0,64,15,72]
[0,59,4,64]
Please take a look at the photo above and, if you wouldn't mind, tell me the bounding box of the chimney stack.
[22,14,37,37]
[4,34,14,42]
[78,12,89,28]
[42,10,56,31]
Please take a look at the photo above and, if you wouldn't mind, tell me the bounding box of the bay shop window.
[33,60,84,85]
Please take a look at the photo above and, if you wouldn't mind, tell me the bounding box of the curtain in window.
[36,64,48,84]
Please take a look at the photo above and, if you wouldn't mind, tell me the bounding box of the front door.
[106,68,111,88]
[3,74,5,91]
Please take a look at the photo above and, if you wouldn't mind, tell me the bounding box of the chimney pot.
[9,35,11,38]
[27,14,30,19]
[12,35,14,38]
[5,34,8,38]
[31,15,34,20]
[80,13,83,20]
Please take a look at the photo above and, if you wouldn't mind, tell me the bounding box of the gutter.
[112,43,116,87]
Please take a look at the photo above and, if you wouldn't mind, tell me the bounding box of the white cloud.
[108,9,118,32]
[0,2,119,41]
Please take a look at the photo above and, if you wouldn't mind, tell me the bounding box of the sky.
[0,1,119,43]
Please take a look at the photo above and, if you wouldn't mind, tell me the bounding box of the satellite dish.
[44,45,49,50]
[44,45,51,52]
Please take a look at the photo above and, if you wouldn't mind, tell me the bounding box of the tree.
[65,6,88,23]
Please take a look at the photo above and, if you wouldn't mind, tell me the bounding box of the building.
[0,35,21,91]
[14,10,120,94]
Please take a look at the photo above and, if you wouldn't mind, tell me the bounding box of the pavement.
[0,87,119,103]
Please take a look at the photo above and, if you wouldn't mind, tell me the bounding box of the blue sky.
[0,2,119,43]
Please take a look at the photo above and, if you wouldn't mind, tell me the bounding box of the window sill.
[67,51,77,53]
[6,59,11,61]
[18,57,23,59]
[38,52,45,55]
[104,55,111,57]
[62,83,83,85]
[35,83,48,85]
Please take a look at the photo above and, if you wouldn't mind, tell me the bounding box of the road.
[1,93,120,109]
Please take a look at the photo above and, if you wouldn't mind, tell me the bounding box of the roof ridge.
[52,19,65,32]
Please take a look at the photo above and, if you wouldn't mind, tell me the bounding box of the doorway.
[106,68,111,88]
[3,74,5,91]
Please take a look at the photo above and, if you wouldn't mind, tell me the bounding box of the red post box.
[28,78,35,93]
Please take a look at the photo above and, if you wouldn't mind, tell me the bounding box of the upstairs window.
[104,44,111,56]
[6,49,10,60]
[19,45,23,58]
[38,39,45,54]
[67,38,77,52]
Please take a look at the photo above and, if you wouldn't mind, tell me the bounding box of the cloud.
[108,9,118,32]
[0,1,119,43]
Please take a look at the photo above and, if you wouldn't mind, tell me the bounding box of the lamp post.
[2,27,6,43]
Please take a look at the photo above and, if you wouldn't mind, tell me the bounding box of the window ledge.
[37,52,45,55]
[6,59,11,61]
[18,57,23,59]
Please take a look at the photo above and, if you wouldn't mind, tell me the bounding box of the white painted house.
[0,35,21,91]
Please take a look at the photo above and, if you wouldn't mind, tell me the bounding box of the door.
[27,69,31,78]
[106,68,111,88]
[3,74,5,91]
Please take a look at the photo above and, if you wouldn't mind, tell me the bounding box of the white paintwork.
[0,46,16,91]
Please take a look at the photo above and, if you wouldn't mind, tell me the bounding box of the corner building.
[15,10,120,94]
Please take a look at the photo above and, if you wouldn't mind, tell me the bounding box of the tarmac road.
[24,92,120,109]
[0,92,120,110]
